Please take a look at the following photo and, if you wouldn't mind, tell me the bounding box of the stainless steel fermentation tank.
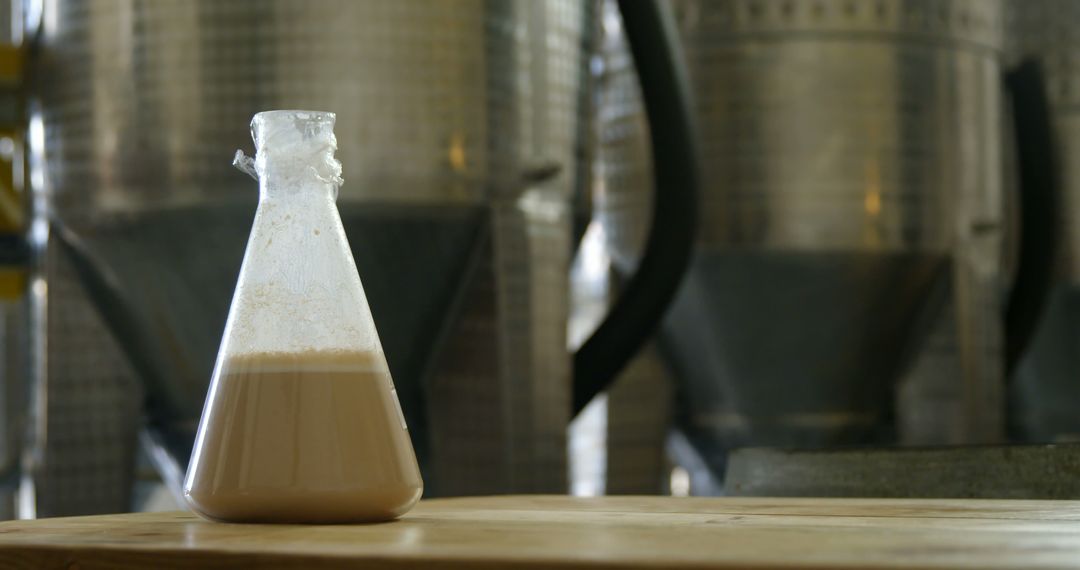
[596,0,1054,480]
[28,0,696,514]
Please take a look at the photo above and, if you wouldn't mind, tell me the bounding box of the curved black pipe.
[573,0,700,415]
[1004,60,1059,376]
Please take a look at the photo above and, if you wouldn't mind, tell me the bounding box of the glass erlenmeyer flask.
[183,110,423,523]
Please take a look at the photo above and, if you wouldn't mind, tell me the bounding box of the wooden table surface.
[0,495,1079,569]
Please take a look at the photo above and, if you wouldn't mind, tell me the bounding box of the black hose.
[1004,60,1059,376]
[573,0,700,415]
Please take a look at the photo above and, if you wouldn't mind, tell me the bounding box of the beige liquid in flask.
[184,111,422,523]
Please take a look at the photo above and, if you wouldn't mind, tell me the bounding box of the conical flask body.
[184,111,422,523]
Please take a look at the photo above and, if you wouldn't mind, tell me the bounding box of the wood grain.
[0,496,1078,569]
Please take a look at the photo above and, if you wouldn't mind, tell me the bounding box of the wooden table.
[0,496,1079,569]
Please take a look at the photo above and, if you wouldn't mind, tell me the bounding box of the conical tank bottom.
[1011,284,1080,441]
[664,250,949,470]
[65,201,485,474]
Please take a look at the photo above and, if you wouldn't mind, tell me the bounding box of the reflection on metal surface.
[448,133,468,175]
[1011,286,1080,441]
[567,220,609,497]
[668,466,690,497]
[137,428,185,509]
[568,394,607,497]
[33,0,592,509]
[597,0,1009,479]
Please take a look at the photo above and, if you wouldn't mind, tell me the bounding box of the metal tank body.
[32,0,591,514]
[1008,0,1080,442]
[597,0,1007,478]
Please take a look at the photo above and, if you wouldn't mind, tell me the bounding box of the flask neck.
[258,170,339,202]
[249,110,344,200]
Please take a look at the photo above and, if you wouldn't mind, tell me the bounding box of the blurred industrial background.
[0,0,1074,518]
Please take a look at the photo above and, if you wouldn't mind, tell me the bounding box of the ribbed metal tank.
[597,0,1009,477]
[31,0,592,514]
